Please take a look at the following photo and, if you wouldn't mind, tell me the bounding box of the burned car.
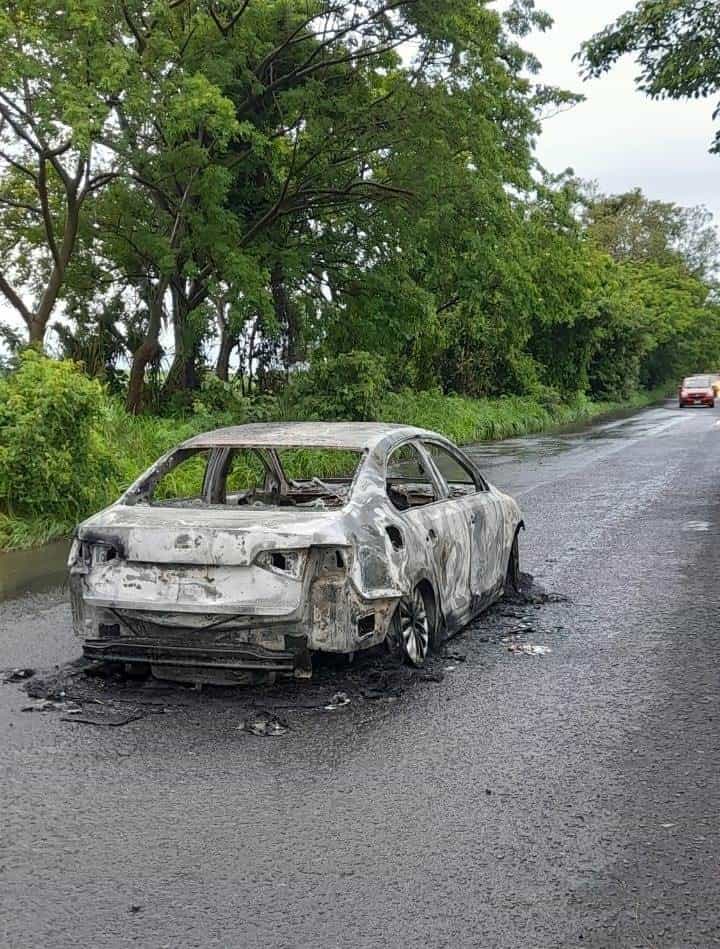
[69,422,523,683]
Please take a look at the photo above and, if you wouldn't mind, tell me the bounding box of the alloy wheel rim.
[399,589,429,665]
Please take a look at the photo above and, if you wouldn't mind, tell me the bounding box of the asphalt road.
[2,400,719,949]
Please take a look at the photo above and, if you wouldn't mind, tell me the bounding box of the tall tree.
[582,187,720,280]
[579,1,720,152]
[0,0,139,343]
[578,186,720,397]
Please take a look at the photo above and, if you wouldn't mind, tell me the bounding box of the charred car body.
[70,423,523,683]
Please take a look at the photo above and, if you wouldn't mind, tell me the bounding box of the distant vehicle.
[69,422,524,684]
[678,375,716,408]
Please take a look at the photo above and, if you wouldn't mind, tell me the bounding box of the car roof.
[182,421,440,452]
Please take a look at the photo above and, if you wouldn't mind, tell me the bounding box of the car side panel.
[466,490,504,600]
[393,501,473,628]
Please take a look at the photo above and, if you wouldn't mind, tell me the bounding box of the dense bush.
[0,351,115,519]
[190,374,280,422]
[379,386,665,444]
[288,351,389,421]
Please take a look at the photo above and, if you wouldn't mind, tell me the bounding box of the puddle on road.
[0,539,70,602]
[465,401,677,471]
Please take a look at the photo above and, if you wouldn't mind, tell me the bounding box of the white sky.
[527,0,720,218]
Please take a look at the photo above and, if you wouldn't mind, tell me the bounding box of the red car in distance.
[678,375,716,408]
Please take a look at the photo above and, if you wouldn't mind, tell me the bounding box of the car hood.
[77,503,350,566]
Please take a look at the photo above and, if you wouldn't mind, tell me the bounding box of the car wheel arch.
[415,576,443,648]
[504,523,523,594]
[388,576,443,661]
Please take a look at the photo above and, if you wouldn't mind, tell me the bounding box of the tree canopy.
[579,1,720,152]
[0,0,718,414]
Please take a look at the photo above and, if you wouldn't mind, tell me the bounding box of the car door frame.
[381,437,477,634]
[418,437,505,614]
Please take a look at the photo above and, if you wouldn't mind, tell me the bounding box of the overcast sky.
[527,0,720,218]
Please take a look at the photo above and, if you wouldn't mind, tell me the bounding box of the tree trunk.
[269,261,303,374]
[215,329,235,381]
[125,277,168,415]
[28,318,46,345]
[126,337,160,415]
[162,299,186,397]
[213,292,237,381]
[31,189,82,347]
[246,319,257,395]
[162,280,205,400]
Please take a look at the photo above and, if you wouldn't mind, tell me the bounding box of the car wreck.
[69,422,523,684]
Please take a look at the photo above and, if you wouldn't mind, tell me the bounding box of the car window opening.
[423,441,480,498]
[386,443,438,510]
[137,446,362,510]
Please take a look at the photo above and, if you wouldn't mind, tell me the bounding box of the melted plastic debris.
[507,643,552,656]
[324,691,351,711]
[505,572,569,607]
[443,652,467,663]
[238,710,289,736]
[60,707,146,726]
[2,668,35,683]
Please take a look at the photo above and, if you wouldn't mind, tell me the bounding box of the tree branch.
[0,272,32,326]
[208,0,252,36]
[0,196,41,215]
[0,147,37,181]
[37,158,61,269]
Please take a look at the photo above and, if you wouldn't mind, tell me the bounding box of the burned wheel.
[388,585,432,667]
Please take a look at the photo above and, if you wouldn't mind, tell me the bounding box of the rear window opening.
[131,446,363,511]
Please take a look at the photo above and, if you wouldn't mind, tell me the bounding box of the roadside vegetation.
[1,1,719,550]
[0,350,666,550]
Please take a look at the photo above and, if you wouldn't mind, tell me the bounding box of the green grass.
[0,386,667,551]
[379,387,667,443]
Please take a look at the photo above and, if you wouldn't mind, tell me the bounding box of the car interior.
[139,446,361,510]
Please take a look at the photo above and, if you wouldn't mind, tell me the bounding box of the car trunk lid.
[78,503,347,566]
[75,504,349,616]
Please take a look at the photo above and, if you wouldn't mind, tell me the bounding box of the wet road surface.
[2,401,719,948]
